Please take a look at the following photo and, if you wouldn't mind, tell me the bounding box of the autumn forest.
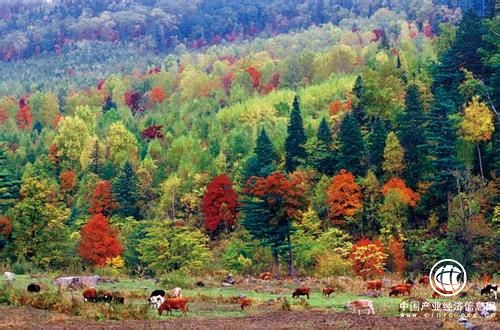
[0,0,498,282]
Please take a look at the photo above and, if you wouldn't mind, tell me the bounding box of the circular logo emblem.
[429,259,467,297]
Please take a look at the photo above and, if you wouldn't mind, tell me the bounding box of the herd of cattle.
[2,271,498,317]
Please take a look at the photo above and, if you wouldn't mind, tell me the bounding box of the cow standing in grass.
[292,287,310,299]
[345,300,375,315]
[158,298,189,316]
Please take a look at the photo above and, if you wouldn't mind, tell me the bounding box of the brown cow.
[322,287,335,297]
[240,297,252,310]
[366,280,382,291]
[83,288,98,302]
[259,272,272,280]
[389,284,411,297]
[419,275,430,286]
[292,287,310,299]
[158,298,189,316]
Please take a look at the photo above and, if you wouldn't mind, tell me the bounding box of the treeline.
[0,0,495,62]
[0,11,498,279]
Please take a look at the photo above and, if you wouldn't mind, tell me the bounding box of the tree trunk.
[272,250,279,275]
[477,144,484,182]
[287,230,294,277]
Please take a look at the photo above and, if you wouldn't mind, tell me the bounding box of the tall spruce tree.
[243,128,277,183]
[397,84,427,188]
[113,161,140,218]
[352,75,367,128]
[367,118,387,176]
[426,88,461,218]
[0,147,19,213]
[285,95,307,172]
[337,113,365,176]
[452,10,491,81]
[308,117,336,175]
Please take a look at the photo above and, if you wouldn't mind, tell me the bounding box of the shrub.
[314,254,352,277]
[160,270,193,289]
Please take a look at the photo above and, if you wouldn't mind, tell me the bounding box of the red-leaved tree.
[327,169,363,225]
[202,174,239,232]
[245,67,261,89]
[89,180,117,216]
[349,238,387,280]
[16,105,32,129]
[0,216,12,237]
[78,213,122,266]
[141,125,164,141]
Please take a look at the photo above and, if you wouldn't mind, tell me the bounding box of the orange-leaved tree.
[386,237,407,274]
[150,87,165,104]
[78,213,122,266]
[327,169,363,225]
[349,238,387,280]
[381,177,420,207]
[89,180,117,216]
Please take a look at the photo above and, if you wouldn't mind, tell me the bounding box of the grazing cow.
[390,284,412,297]
[240,297,252,310]
[83,288,98,302]
[366,280,382,291]
[480,284,498,300]
[419,275,430,286]
[259,272,272,280]
[345,300,375,315]
[149,289,166,308]
[322,287,335,297]
[150,295,165,309]
[292,287,310,299]
[171,287,182,298]
[27,283,41,293]
[196,281,205,287]
[158,298,189,316]
[97,290,113,303]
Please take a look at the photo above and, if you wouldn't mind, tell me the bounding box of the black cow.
[27,283,41,293]
[481,284,498,300]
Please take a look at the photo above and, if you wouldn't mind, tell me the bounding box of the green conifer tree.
[285,95,307,172]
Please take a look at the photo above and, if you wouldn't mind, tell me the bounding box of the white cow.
[345,299,375,315]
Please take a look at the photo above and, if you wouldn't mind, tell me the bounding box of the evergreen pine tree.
[308,117,336,175]
[426,89,462,218]
[285,95,307,172]
[317,117,333,146]
[352,76,367,128]
[337,113,365,176]
[397,84,427,188]
[0,147,19,213]
[367,118,387,176]
[453,10,491,81]
[112,161,140,218]
[243,128,277,183]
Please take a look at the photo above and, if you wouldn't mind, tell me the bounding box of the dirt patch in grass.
[0,306,448,329]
